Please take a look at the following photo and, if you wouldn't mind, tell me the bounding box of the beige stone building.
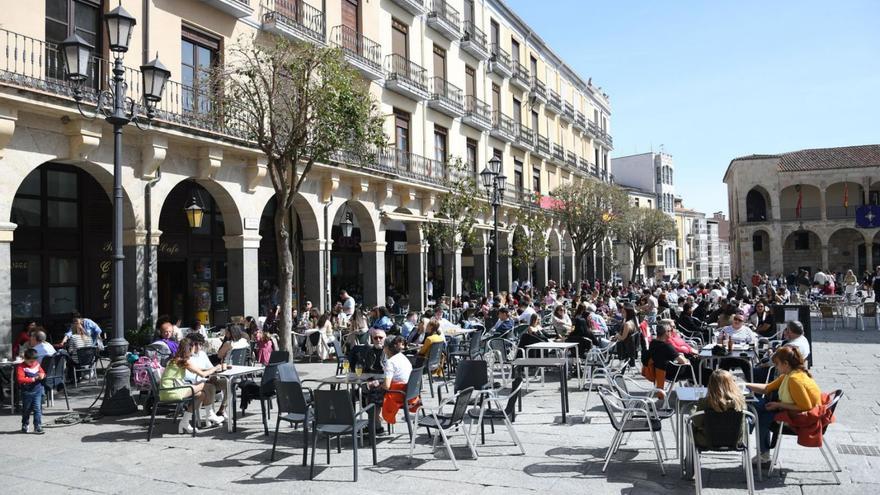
[724,144,880,279]
[0,0,613,351]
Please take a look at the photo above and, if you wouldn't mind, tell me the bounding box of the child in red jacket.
[16,349,46,434]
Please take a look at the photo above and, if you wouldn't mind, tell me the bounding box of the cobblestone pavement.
[1,322,879,494]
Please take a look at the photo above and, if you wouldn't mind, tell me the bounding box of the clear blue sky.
[505,0,880,215]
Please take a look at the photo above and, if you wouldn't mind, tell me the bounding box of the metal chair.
[768,389,843,484]
[466,375,526,454]
[146,368,199,441]
[271,378,314,465]
[40,353,69,410]
[72,346,99,387]
[309,389,376,481]
[448,329,484,370]
[686,409,756,494]
[228,347,250,365]
[598,385,666,475]
[331,339,347,375]
[438,359,490,403]
[239,362,280,435]
[385,367,424,440]
[424,342,447,398]
[486,338,516,386]
[412,387,477,469]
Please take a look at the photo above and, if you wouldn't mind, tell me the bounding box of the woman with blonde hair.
[690,369,746,449]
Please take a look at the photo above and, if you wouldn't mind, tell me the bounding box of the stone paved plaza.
[1,324,879,494]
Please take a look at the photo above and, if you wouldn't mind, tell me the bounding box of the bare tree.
[220,34,384,359]
[511,194,551,296]
[613,206,677,282]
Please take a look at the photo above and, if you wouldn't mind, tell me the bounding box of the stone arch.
[782,229,822,275]
[745,186,771,222]
[827,227,865,275]
[825,181,864,220]
[779,184,821,221]
[154,175,244,237]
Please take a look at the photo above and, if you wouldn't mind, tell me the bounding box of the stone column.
[472,245,489,297]
[498,248,513,295]
[534,256,548,290]
[819,187,827,221]
[224,234,262,320]
[360,241,387,307]
[442,249,463,297]
[301,238,328,311]
[820,244,829,272]
[549,250,562,284]
[563,251,576,284]
[123,229,158,331]
[865,232,874,273]
[406,242,427,311]
[0,222,14,358]
[768,228,784,275]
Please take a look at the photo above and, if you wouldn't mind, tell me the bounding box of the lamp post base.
[98,338,137,416]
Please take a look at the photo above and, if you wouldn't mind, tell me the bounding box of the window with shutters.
[466,139,478,176]
[181,27,221,115]
[392,18,408,58]
[532,167,541,194]
[394,109,410,153]
[434,125,447,164]
[45,0,101,85]
[465,65,476,97]
[433,44,446,80]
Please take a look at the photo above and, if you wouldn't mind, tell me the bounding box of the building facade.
[724,145,880,279]
[612,151,677,281]
[0,0,613,352]
[674,198,708,283]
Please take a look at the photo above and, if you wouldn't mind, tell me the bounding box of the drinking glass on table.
[342,360,350,374]
[355,363,363,378]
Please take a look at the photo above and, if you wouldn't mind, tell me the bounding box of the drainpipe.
[324,196,333,312]
[144,169,161,326]
[142,0,150,65]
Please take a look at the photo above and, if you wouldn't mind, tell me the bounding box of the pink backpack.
[132,356,163,391]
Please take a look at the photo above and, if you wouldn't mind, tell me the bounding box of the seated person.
[60,313,103,349]
[749,301,776,338]
[27,330,56,363]
[253,328,275,365]
[153,316,180,356]
[746,347,821,465]
[566,304,594,356]
[216,324,250,363]
[518,313,549,353]
[753,320,811,383]
[377,336,416,428]
[159,338,229,432]
[489,308,514,336]
[65,318,94,366]
[183,333,228,420]
[407,318,429,346]
[690,369,748,449]
[647,322,692,382]
[417,321,444,358]
[550,305,573,337]
[516,300,536,325]
[349,329,387,375]
[401,311,419,339]
[370,307,393,332]
[719,313,758,345]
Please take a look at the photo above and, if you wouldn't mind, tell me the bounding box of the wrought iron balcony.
[561,101,575,123]
[201,0,253,18]
[330,25,383,80]
[565,150,577,167]
[261,0,325,44]
[504,187,537,206]
[488,43,512,77]
[552,143,565,162]
[511,61,530,91]
[547,89,562,114]
[577,157,590,173]
[512,123,535,151]
[587,120,600,138]
[604,132,614,149]
[374,147,447,184]
[427,0,461,40]
[462,95,492,131]
[389,0,426,16]
[384,54,429,100]
[461,21,489,60]
[428,76,464,117]
[530,77,547,103]
[536,134,551,159]
[490,110,516,142]
[574,111,586,131]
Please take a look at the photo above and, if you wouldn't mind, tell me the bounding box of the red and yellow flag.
[843,182,849,209]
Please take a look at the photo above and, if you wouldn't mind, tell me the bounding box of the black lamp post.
[480,156,506,295]
[60,4,170,416]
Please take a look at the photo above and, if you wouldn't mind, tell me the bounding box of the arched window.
[746,189,769,222]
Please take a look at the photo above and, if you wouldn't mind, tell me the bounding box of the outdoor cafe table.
[675,386,762,481]
[697,344,759,383]
[512,357,570,423]
[525,341,583,388]
[218,364,265,433]
[314,372,385,390]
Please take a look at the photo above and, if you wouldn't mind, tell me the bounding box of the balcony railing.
[373,147,448,183]
[552,143,565,162]
[577,157,590,172]
[530,76,546,101]
[262,0,325,43]
[781,207,821,221]
[587,120,600,138]
[491,110,516,139]
[385,54,429,96]
[516,123,535,147]
[460,21,489,59]
[462,95,492,129]
[504,187,536,206]
[330,25,382,76]
[427,0,461,39]
[561,101,574,121]
[575,111,586,129]
[201,0,254,18]
[488,43,511,75]
[565,150,577,167]
[826,206,858,220]
[547,89,562,113]
[428,76,464,116]
[511,61,529,88]
[536,134,550,156]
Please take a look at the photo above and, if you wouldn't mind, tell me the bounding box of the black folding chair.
[271,378,314,465]
[228,348,250,365]
[72,346,99,387]
[332,339,347,375]
[424,342,447,398]
[413,387,477,470]
[309,389,376,481]
[41,353,69,410]
[467,375,526,453]
[448,329,485,371]
[146,368,199,441]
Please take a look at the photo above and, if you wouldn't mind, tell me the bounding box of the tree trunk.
[631,249,643,284]
[274,196,295,362]
[574,250,584,294]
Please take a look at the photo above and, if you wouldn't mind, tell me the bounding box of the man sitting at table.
[646,322,694,384]
[752,320,811,383]
[719,313,758,344]
[489,307,514,336]
[349,329,387,375]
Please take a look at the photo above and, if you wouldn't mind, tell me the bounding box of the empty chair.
[438,359,489,403]
[598,385,666,475]
[271,378,314,465]
[466,375,526,454]
[40,353,69,410]
[238,363,280,435]
[768,389,843,484]
[309,389,376,481]
[412,387,477,470]
[687,409,756,494]
[448,329,484,370]
[486,338,516,386]
[332,339,347,375]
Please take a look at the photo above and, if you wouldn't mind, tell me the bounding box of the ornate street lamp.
[481,157,505,294]
[60,9,170,416]
[340,208,354,238]
[185,197,205,229]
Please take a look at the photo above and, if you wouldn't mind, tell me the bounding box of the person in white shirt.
[30,331,56,362]
[376,335,413,427]
[813,269,827,287]
[516,301,536,325]
[781,320,810,360]
[339,290,355,317]
[719,313,758,344]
